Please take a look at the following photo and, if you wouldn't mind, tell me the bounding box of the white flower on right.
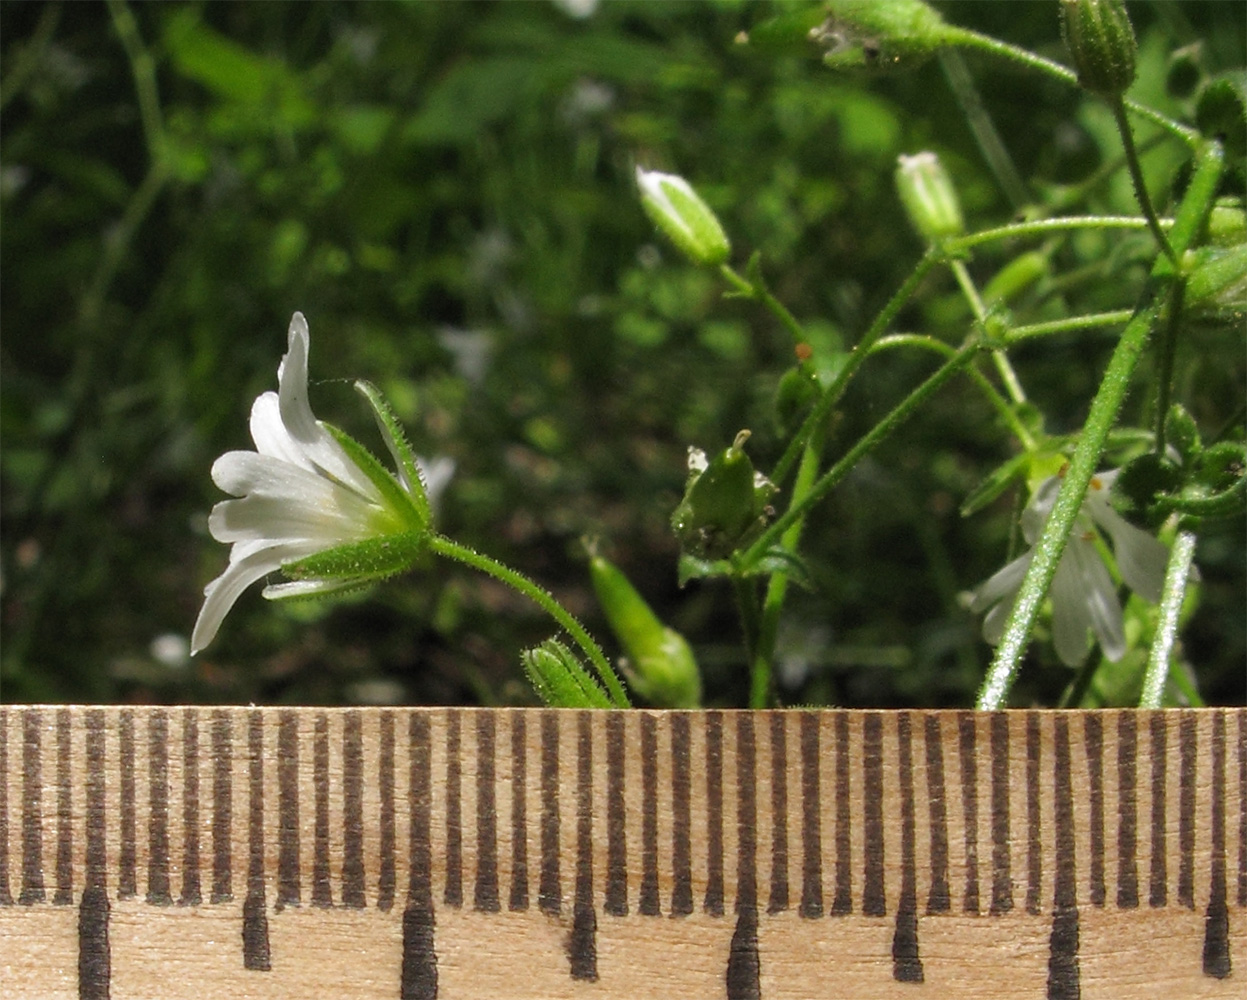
[970,470,1171,667]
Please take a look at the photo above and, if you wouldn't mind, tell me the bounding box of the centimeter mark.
[0,707,1242,1000]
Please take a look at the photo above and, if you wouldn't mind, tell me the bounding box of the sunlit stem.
[976,140,1224,711]
[1139,528,1197,709]
[429,535,630,707]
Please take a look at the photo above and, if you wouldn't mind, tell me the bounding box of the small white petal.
[418,456,455,510]
[968,551,1032,614]
[262,578,364,600]
[1084,477,1169,602]
[191,541,313,654]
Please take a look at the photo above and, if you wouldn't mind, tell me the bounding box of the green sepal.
[960,453,1030,518]
[354,379,433,528]
[1164,404,1202,467]
[589,554,701,708]
[1059,0,1137,98]
[521,638,613,709]
[671,430,777,560]
[1196,71,1247,162]
[814,0,955,76]
[280,530,428,583]
[677,547,812,590]
[322,422,426,532]
[739,5,829,56]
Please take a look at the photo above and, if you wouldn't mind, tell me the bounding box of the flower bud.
[589,554,701,708]
[635,166,731,266]
[895,152,964,242]
[1196,71,1247,162]
[671,430,777,560]
[521,638,612,708]
[1059,0,1137,98]
[812,0,953,75]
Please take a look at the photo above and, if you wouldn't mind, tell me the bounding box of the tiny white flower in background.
[192,312,435,655]
[970,470,1171,667]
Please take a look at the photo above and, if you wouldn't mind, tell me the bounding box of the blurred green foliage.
[2,0,1243,707]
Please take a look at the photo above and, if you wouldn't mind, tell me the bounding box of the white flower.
[970,470,1171,667]
[191,313,434,654]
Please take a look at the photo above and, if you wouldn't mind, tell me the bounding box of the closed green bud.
[1196,71,1247,162]
[636,166,731,267]
[671,429,777,560]
[521,638,613,708]
[813,0,953,75]
[895,152,964,242]
[589,555,701,708]
[1059,0,1137,97]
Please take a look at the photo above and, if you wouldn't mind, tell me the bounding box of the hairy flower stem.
[976,140,1224,711]
[946,26,1199,146]
[429,535,630,707]
[1109,97,1178,266]
[1139,527,1197,709]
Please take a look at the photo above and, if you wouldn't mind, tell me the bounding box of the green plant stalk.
[748,428,823,709]
[1004,310,1135,344]
[939,49,1029,210]
[945,26,1199,146]
[106,0,167,165]
[1139,528,1197,709]
[949,216,1169,253]
[771,249,943,487]
[950,258,1027,405]
[871,334,1037,450]
[1109,97,1178,266]
[429,535,629,707]
[742,342,981,571]
[720,263,806,346]
[976,140,1224,711]
[1152,278,1187,455]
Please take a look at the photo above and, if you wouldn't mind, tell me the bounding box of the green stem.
[748,428,823,709]
[870,334,1036,450]
[976,141,1224,711]
[743,341,980,570]
[719,263,806,346]
[1004,310,1135,344]
[946,26,1198,146]
[771,249,943,486]
[106,0,167,165]
[939,48,1030,209]
[1139,528,1197,709]
[1152,278,1187,454]
[1109,97,1178,266]
[429,535,630,707]
[949,216,1168,254]
[951,259,1027,405]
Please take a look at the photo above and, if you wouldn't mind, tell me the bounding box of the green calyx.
[589,554,701,708]
[279,530,430,589]
[672,429,777,561]
[521,638,613,709]
[1059,0,1137,98]
[814,0,955,75]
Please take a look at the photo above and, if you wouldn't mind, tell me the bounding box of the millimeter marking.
[0,706,1242,1000]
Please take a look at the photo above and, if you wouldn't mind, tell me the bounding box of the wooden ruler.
[0,706,1242,999]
